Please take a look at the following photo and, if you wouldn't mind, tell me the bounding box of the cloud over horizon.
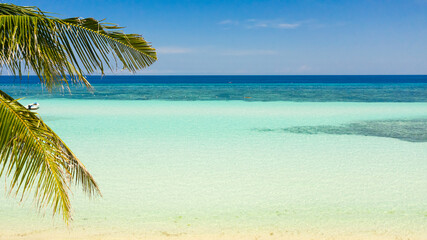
[220,49,278,56]
[156,47,193,54]
[219,19,302,29]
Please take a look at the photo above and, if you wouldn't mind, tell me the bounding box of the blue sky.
[11,0,427,74]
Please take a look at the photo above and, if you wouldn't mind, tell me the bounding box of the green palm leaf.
[0,3,157,90]
[0,3,157,222]
[0,90,100,222]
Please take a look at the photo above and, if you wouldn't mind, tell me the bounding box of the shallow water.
[0,98,426,239]
[1,77,427,239]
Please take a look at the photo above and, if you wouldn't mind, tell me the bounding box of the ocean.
[0,75,426,240]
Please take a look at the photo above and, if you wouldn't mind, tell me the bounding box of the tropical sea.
[0,75,426,240]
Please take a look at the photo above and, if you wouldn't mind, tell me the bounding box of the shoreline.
[2,228,426,240]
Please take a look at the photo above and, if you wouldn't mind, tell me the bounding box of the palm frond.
[0,3,157,90]
[0,90,100,222]
[0,3,156,222]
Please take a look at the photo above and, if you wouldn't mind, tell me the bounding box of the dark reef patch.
[255,119,427,142]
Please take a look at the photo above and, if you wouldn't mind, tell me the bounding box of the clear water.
[0,76,426,239]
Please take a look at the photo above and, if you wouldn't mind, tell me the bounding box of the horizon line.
[1,74,427,77]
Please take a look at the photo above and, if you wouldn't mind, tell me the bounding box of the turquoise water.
[3,82,427,102]
[1,81,427,239]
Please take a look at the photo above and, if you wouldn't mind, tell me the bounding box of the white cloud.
[218,19,239,25]
[297,65,312,73]
[156,47,193,54]
[246,19,301,29]
[154,46,278,57]
[221,50,278,56]
[219,18,302,29]
[254,23,268,28]
[277,23,300,29]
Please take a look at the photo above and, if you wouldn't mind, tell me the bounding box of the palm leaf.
[0,90,100,222]
[0,3,156,222]
[0,3,157,90]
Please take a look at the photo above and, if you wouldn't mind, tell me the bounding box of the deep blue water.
[1,75,427,84]
[1,75,427,102]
